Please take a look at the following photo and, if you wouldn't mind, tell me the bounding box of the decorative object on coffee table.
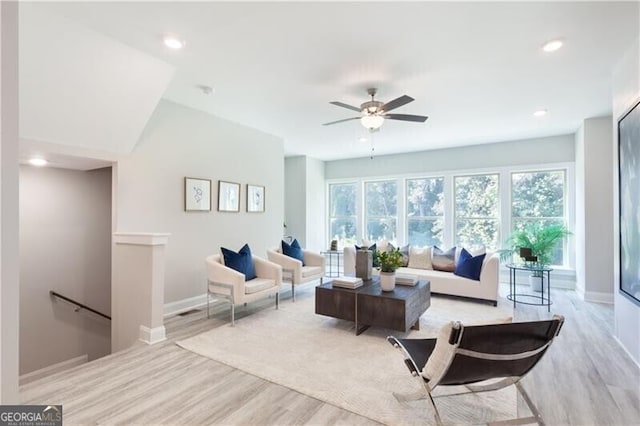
[376,248,404,291]
[330,239,338,251]
[355,249,373,280]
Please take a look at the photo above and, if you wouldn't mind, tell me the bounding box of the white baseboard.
[164,293,208,318]
[139,325,166,345]
[19,354,88,385]
[613,335,640,370]
[583,291,614,304]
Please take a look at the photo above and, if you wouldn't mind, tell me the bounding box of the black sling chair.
[387,315,564,425]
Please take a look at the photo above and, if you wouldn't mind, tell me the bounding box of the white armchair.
[267,246,325,301]
[206,254,282,326]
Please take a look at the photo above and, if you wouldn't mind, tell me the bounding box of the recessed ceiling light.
[196,84,214,95]
[163,35,185,50]
[533,109,548,117]
[542,39,563,52]
[28,158,47,167]
[358,136,368,143]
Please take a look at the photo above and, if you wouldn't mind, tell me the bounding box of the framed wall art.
[184,177,211,212]
[218,180,241,212]
[247,184,265,213]
[618,99,640,306]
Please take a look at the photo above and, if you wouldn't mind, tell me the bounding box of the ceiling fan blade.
[329,101,362,112]
[381,95,414,112]
[384,113,429,123]
[322,117,360,126]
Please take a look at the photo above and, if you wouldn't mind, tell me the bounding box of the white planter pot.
[529,274,545,293]
[380,272,396,292]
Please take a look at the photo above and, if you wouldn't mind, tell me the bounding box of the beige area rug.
[177,288,519,425]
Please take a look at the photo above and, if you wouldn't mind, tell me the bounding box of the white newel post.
[112,232,170,352]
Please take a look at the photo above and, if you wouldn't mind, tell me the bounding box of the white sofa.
[343,245,499,306]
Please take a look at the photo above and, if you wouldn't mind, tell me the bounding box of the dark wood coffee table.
[315,277,431,335]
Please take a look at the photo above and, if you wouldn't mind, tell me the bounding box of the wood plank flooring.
[20,284,640,425]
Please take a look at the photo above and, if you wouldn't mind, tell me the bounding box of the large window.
[406,177,444,246]
[454,174,500,250]
[511,170,566,265]
[365,180,397,242]
[329,183,357,246]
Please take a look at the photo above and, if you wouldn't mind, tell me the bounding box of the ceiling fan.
[323,88,429,131]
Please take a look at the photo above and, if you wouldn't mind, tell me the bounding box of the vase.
[356,250,373,280]
[380,272,396,291]
[529,274,545,292]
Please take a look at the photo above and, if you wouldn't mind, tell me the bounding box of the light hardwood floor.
[21,284,640,425]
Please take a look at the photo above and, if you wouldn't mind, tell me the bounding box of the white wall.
[19,166,112,374]
[115,100,284,304]
[613,37,640,366]
[284,156,326,252]
[284,156,306,246]
[574,117,614,303]
[0,0,20,402]
[305,157,326,252]
[325,134,574,179]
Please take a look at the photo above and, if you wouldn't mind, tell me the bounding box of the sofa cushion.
[408,246,432,270]
[282,239,304,264]
[244,278,275,294]
[432,246,456,272]
[454,248,486,281]
[221,244,256,281]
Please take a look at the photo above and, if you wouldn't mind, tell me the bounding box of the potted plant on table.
[497,222,571,292]
[375,248,405,292]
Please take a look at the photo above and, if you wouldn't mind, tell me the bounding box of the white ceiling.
[24,1,639,162]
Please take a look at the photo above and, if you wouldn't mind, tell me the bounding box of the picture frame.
[218,180,241,212]
[184,177,211,212]
[247,184,265,213]
[618,98,640,306]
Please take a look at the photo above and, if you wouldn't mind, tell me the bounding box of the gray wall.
[19,165,112,375]
[325,134,574,179]
[574,117,614,303]
[115,100,284,304]
[613,37,640,366]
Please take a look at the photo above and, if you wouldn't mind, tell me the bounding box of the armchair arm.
[343,246,356,274]
[206,257,245,303]
[253,255,283,285]
[267,249,303,271]
[303,250,325,270]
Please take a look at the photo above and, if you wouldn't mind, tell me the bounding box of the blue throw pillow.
[221,244,256,281]
[355,243,378,267]
[454,248,486,281]
[282,239,304,265]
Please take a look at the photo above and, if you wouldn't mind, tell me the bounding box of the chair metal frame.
[388,315,564,426]
[207,280,279,326]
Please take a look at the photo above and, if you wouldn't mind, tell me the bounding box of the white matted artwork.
[184,177,211,211]
[218,180,241,212]
[247,184,265,213]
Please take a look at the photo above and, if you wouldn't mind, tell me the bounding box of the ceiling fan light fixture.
[361,115,384,130]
